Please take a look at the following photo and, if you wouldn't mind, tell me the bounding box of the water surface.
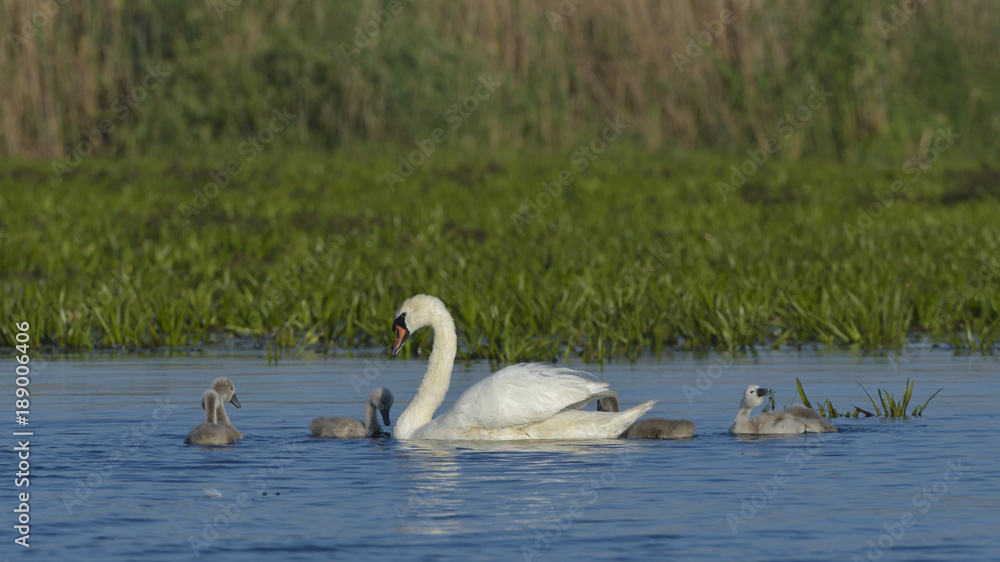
[9,349,1000,560]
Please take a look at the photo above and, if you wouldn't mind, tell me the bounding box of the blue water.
[6,349,1000,561]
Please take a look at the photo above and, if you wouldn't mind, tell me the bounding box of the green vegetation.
[2,149,998,362]
[857,380,944,418]
[796,378,944,418]
[2,1,998,161]
[761,388,777,413]
[4,1,998,362]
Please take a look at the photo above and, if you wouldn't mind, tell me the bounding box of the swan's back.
[598,396,696,439]
[185,423,237,445]
[622,419,696,439]
[521,400,657,439]
[782,404,837,432]
[407,363,649,439]
[310,416,369,438]
[734,405,837,435]
[446,363,614,429]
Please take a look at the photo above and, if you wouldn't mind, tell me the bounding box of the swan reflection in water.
[392,439,638,535]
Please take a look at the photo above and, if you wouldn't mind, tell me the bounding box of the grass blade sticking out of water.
[858,382,882,415]
[825,399,837,418]
[886,391,899,416]
[915,388,944,416]
[901,378,914,413]
[809,380,940,418]
[796,377,813,408]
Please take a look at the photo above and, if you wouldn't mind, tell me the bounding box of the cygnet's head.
[210,377,242,409]
[370,387,395,426]
[741,384,771,409]
[391,294,450,356]
[596,396,620,413]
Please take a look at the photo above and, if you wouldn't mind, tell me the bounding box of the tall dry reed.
[1,0,997,160]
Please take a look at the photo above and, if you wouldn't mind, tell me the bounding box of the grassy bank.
[2,148,998,361]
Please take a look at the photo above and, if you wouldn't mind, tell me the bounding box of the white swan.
[207,377,242,440]
[310,387,394,438]
[597,396,696,439]
[730,384,837,435]
[185,389,237,445]
[389,294,655,440]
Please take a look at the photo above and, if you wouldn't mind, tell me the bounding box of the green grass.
[858,380,945,418]
[796,377,944,418]
[1,147,999,361]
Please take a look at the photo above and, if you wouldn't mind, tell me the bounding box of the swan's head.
[740,384,770,409]
[210,377,242,409]
[391,294,449,356]
[596,396,620,412]
[370,387,394,426]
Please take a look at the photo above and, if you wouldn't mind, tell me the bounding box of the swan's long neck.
[216,401,231,426]
[394,305,457,439]
[733,401,753,427]
[363,399,379,435]
[204,394,219,425]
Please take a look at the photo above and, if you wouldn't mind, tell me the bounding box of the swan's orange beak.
[392,314,410,357]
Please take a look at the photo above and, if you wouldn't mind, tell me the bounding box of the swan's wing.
[445,363,614,429]
[751,407,836,434]
[625,418,697,439]
[185,422,237,445]
[784,404,823,420]
[310,416,366,438]
[784,405,838,432]
[749,410,802,434]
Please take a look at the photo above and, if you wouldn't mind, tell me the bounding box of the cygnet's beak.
[391,314,410,357]
[229,394,242,409]
[756,388,771,398]
[380,408,392,426]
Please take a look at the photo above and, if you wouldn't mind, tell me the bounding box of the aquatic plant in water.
[795,378,943,418]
